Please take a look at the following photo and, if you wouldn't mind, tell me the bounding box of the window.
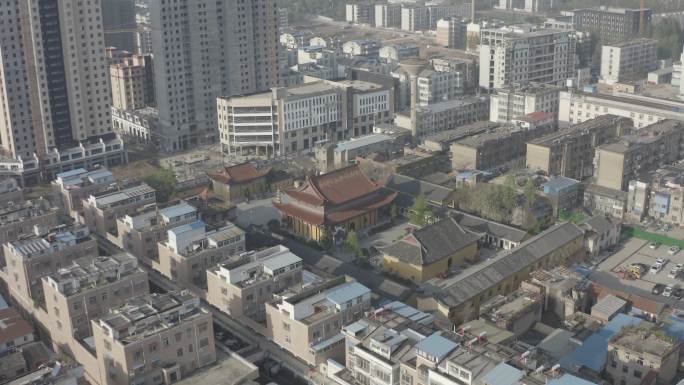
[177,348,183,357]
[199,337,209,348]
[282,322,290,331]
[634,370,642,378]
[622,365,628,373]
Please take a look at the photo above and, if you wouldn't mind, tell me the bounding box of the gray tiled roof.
[385,174,453,205]
[451,211,528,243]
[382,217,481,266]
[423,222,584,307]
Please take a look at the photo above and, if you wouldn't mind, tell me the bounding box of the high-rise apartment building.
[436,18,467,49]
[375,4,402,28]
[102,0,138,53]
[0,0,124,180]
[346,3,376,26]
[150,0,281,151]
[479,26,576,90]
[109,54,155,111]
[489,84,561,123]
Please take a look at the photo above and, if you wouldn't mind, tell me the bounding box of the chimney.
[399,58,428,137]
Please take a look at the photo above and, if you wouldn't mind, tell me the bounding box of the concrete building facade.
[489,84,561,123]
[600,39,658,85]
[82,184,157,237]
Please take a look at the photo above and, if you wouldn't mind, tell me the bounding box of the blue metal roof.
[326,282,370,306]
[160,203,196,220]
[479,363,523,385]
[543,176,580,195]
[414,333,459,361]
[547,374,598,385]
[559,313,642,373]
[169,220,206,236]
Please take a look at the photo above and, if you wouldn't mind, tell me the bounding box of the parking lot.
[598,238,684,292]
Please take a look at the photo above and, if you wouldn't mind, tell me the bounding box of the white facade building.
[601,39,658,85]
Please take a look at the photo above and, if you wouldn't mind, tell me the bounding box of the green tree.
[143,169,177,203]
[502,175,518,210]
[345,230,361,256]
[524,179,536,206]
[409,194,433,227]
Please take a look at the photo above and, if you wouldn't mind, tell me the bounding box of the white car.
[650,262,664,274]
[669,246,681,256]
[669,263,684,279]
[664,285,674,297]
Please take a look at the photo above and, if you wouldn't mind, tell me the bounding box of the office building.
[451,113,556,172]
[558,90,684,128]
[102,0,137,53]
[3,225,96,305]
[113,202,198,264]
[0,0,125,181]
[479,26,576,90]
[346,3,375,26]
[155,220,246,288]
[82,183,157,237]
[572,7,652,44]
[436,18,467,49]
[417,222,585,325]
[601,39,658,85]
[265,277,371,366]
[109,53,155,111]
[495,0,553,13]
[92,291,216,385]
[375,3,402,28]
[207,245,303,323]
[150,0,281,151]
[489,84,561,123]
[526,115,632,180]
[217,80,394,157]
[606,323,679,385]
[594,120,684,191]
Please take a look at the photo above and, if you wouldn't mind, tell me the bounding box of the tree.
[524,179,536,206]
[409,194,433,227]
[502,175,518,210]
[345,230,361,256]
[143,169,177,203]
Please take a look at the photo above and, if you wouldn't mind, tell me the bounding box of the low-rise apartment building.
[584,183,628,219]
[91,291,216,385]
[82,183,157,237]
[3,224,96,304]
[478,283,543,337]
[594,120,684,191]
[207,245,303,323]
[113,202,197,263]
[489,84,561,123]
[42,253,148,343]
[600,39,658,85]
[0,307,34,355]
[395,97,489,139]
[606,323,679,385]
[155,220,245,288]
[526,115,632,180]
[265,277,371,366]
[451,116,555,171]
[647,163,684,226]
[0,199,59,264]
[53,168,116,220]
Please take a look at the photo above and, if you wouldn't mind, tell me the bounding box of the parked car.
[650,262,664,274]
[664,285,674,297]
[669,246,681,256]
[674,288,684,299]
[669,263,684,279]
[650,242,661,249]
[652,283,665,295]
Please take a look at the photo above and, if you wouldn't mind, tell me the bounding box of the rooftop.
[415,332,459,361]
[55,167,114,190]
[610,324,677,357]
[605,38,657,48]
[423,222,584,308]
[96,291,205,345]
[381,217,481,266]
[335,133,394,152]
[90,183,155,208]
[208,163,269,185]
[0,307,33,344]
[9,224,91,259]
[479,362,523,385]
[422,122,499,146]
[385,174,454,204]
[529,115,630,147]
[45,254,143,296]
[599,120,684,154]
[543,176,580,194]
[214,245,302,288]
[452,211,529,243]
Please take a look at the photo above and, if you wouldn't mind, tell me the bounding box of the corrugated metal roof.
[262,252,302,272]
[326,282,370,306]
[96,184,155,206]
[479,363,523,385]
[414,333,459,360]
[547,374,598,385]
[160,203,196,220]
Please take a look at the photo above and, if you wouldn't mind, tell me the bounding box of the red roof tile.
[309,165,381,205]
[0,308,33,344]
